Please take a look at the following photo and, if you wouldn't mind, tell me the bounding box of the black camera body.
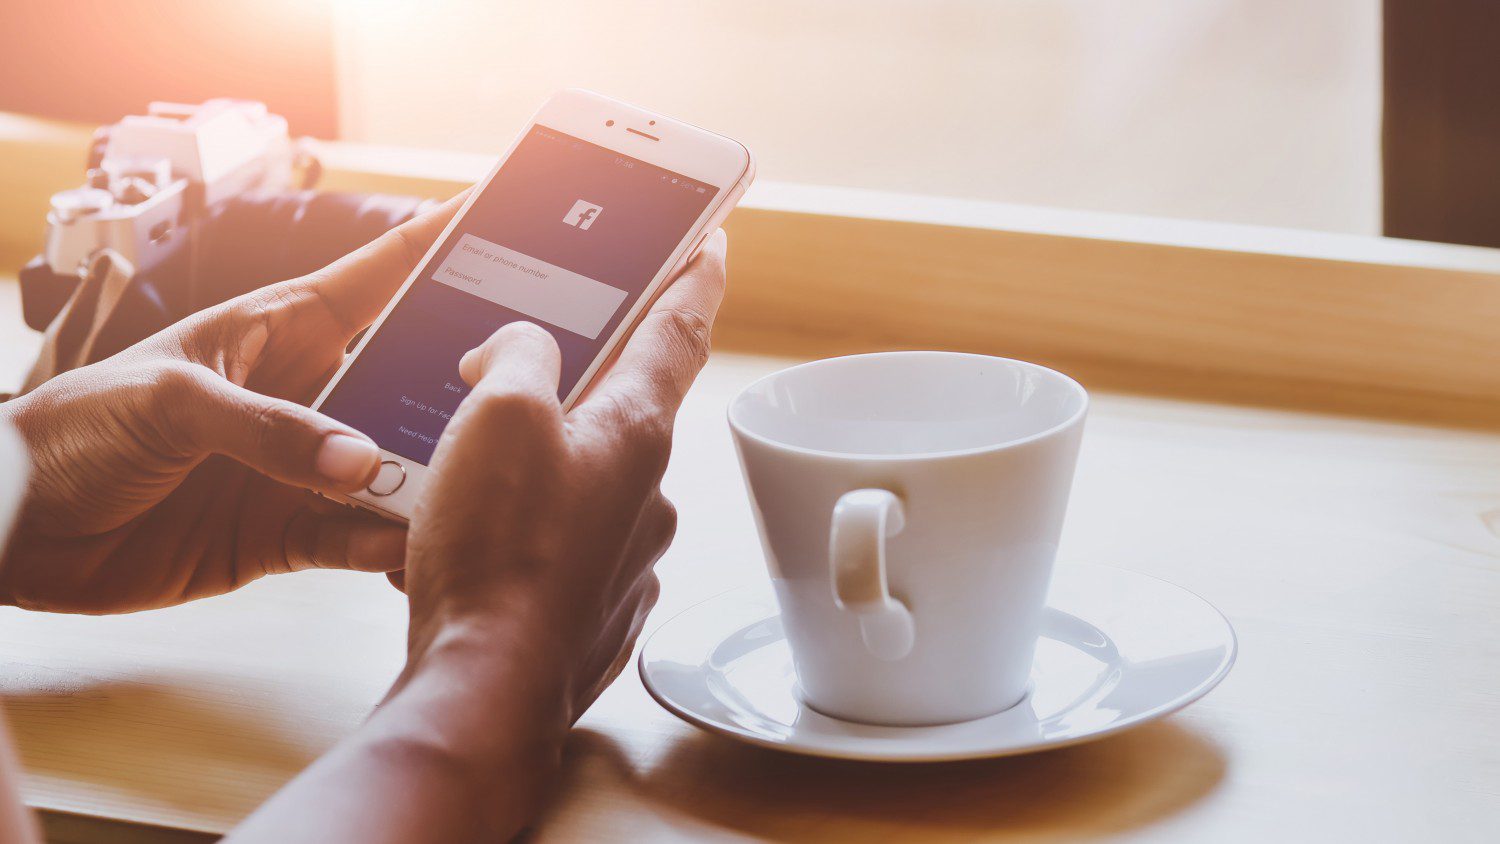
[19,100,433,365]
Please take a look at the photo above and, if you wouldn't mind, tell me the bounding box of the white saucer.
[639,564,1235,762]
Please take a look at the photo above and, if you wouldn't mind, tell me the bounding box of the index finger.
[298,189,472,330]
[582,229,728,417]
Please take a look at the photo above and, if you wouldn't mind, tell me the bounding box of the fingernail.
[317,434,379,485]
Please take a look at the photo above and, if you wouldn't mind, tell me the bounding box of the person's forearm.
[227,619,571,843]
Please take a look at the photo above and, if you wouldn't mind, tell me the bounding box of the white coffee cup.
[728,352,1088,726]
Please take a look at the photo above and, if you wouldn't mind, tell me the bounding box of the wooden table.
[0,317,1497,840]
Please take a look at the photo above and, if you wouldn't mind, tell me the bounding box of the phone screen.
[319,124,720,464]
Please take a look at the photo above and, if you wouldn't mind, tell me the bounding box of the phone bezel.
[309,89,754,521]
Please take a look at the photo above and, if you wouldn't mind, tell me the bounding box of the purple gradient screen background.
[319,125,718,463]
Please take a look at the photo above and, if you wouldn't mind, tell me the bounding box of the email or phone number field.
[432,233,628,339]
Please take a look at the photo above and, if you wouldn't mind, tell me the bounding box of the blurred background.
[0,0,1495,243]
[0,0,1379,235]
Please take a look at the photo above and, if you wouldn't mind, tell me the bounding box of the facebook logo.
[564,199,604,230]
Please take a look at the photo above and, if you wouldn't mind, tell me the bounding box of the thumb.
[161,365,381,492]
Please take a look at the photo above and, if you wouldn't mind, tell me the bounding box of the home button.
[367,460,406,497]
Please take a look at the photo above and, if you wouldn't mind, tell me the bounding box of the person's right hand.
[233,232,727,843]
[228,233,726,844]
[398,231,727,832]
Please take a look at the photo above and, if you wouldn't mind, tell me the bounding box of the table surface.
[1,283,1498,841]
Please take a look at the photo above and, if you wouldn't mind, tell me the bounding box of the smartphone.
[311,89,755,521]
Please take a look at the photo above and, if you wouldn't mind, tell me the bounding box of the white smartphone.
[310,89,755,521]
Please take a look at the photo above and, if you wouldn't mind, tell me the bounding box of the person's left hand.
[0,196,465,613]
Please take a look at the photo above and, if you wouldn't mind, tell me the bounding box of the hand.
[227,232,728,844]
[0,195,466,613]
[405,231,727,720]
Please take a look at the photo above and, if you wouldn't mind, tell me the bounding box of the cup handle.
[830,489,916,661]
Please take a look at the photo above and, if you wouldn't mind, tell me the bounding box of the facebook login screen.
[320,125,719,463]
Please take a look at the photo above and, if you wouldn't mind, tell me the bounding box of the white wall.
[335,0,1380,233]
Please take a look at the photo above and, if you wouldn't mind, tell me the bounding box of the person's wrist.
[404,609,573,699]
[391,608,575,749]
[361,619,572,839]
[403,554,595,685]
